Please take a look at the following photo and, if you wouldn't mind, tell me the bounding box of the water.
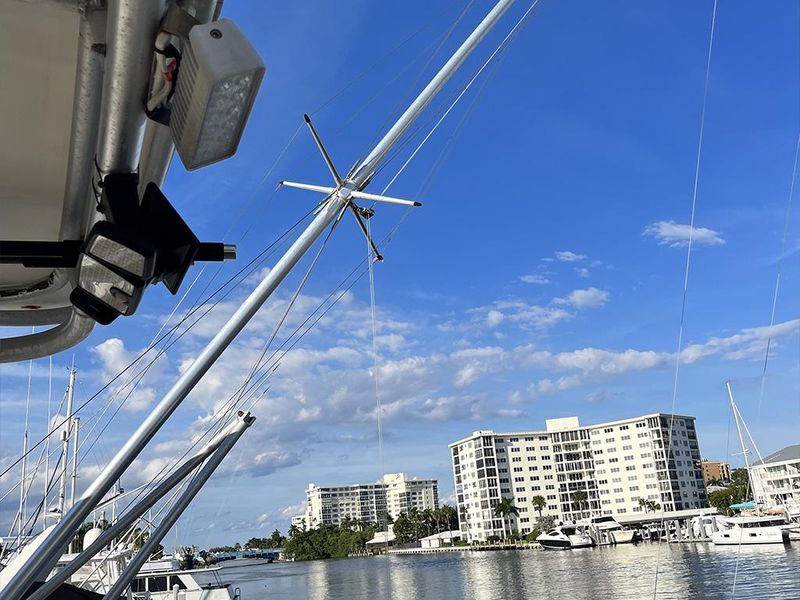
[220,543,800,599]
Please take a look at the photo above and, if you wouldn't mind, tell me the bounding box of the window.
[512,457,522,463]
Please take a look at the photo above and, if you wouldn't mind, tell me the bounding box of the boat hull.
[608,530,636,544]
[712,528,786,545]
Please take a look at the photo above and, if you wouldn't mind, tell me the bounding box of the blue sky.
[1,0,799,547]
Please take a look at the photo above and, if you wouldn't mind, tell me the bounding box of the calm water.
[219,543,800,599]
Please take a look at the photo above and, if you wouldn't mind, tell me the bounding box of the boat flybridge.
[0,0,262,363]
[0,0,521,599]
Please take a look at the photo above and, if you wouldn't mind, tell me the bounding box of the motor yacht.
[536,525,594,550]
[578,515,636,544]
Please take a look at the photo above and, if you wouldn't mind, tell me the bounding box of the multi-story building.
[450,413,707,542]
[302,473,438,528]
[750,445,800,515]
[701,460,731,484]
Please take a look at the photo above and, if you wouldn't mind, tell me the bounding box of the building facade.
[701,460,731,484]
[301,473,438,528]
[750,445,800,515]
[450,413,707,542]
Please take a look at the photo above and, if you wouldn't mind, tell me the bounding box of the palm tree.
[493,498,519,540]
[531,495,546,521]
[647,500,661,513]
[571,491,588,517]
[638,497,649,513]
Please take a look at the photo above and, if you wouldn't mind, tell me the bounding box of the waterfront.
[222,543,800,599]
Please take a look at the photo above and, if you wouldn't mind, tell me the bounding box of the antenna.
[281,114,425,262]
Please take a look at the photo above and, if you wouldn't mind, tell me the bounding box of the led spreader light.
[170,19,265,170]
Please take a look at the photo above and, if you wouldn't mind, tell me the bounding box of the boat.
[578,515,636,545]
[0,1,521,598]
[711,515,789,546]
[536,525,595,550]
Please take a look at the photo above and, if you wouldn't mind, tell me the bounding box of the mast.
[726,381,751,473]
[57,368,77,520]
[43,355,53,531]
[0,2,516,595]
[70,417,80,510]
[17,358,33,541]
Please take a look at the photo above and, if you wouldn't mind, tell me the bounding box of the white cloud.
[575,267,590,278]
[555,287,609,309]
[486,310,505,327]
[555,250,587,262]
[519,274,549,284]
[643,220,724,247]
[91,338,168,412]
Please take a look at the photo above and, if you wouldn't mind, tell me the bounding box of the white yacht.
[537,525,594,550]
[578,516,636,545]
[711,516,789,546]
[128,556,238,600]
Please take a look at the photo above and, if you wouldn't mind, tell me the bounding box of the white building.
[450,413,707,542]
[302,473,438,528]
[750,444,800,516]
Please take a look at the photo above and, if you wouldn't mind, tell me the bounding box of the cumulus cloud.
[486,310,505,327]
[91,338,168,412]
[554,287,610,309]
[519,274,549,284]
[555,250,587,262]
[643,220,724,247]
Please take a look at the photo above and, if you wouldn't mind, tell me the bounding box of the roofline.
[448,412,698,448]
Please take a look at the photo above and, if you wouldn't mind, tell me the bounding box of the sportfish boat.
[0,0,524,598]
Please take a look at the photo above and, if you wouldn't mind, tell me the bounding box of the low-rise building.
[450,413,707,542]
[302,473,438,528]
[750,444,800,515]
[701,460,731,484]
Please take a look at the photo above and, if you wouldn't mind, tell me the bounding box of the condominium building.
[750,445,800,515]
[301,473,438,528]
[450,413,707,542]
[701,460,731,484]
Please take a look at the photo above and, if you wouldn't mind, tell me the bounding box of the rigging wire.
[366,218,388,554]
[380,0,538,196]
[652,1,718,597]
[755,132,800,426]
[0,208,318,482]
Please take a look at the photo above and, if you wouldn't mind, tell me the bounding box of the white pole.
[726,382,751,473]
[70,417,80,510]
[0,3,516,595]
[57,368,76,520]
[17,357,33,541]
[43,355,53,531]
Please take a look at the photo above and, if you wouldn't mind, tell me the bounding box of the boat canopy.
[730,501,756,510]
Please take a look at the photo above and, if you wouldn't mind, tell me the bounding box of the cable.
[0,208,316,481]
[755,132,800,426]
[652,1,718,597]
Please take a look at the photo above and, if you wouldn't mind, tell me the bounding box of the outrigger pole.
[0,1,515,597]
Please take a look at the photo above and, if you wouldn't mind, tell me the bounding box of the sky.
[1,0,799,548]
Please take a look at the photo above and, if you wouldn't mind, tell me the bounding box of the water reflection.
[225,543,800,599]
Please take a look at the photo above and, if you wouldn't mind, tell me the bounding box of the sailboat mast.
[0,2,516,595]
[17,359,33,542]
[57,368,77,520]
[69,417,80,510]
[725,381,751,473]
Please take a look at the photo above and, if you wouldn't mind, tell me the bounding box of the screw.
[210,29,222,39]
